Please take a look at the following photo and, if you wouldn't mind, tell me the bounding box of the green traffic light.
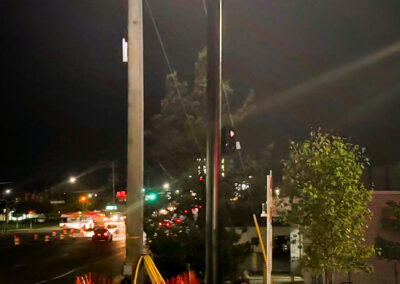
[145,192,157,202]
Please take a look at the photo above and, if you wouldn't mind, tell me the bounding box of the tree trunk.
[324,270,328,284]
[348,271,352,284]
[395,261,399,284]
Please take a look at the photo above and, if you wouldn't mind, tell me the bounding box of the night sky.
[1,0,400,191]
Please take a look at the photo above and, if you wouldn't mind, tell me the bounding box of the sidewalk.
[0,225,60,237]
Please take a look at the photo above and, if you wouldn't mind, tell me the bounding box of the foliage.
[380,201,400,231]
[144,49,259,281]
[282,130,374,279]
[375,201,400,263]
[375,236,400,262]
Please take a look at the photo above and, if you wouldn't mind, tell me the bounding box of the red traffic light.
[116,191,126,199]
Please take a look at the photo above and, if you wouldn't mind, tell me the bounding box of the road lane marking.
[33,251,124,283]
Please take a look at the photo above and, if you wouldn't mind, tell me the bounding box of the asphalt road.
[0,230,125,284]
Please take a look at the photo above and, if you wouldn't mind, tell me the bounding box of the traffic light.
[145,193,157,202]
[221,127,239,155]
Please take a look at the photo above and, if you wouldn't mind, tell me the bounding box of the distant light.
[229,129,235,138]
[199,176,203,182]
[69,177,77,184]
[248,176,253,179]
[105,204,118,211]
[142,188,146,192]
[184,210,188,214]
[4,189,12,195]
[159,209,168,215]
[94,194,98,197]
[275,188,280,197]
[176,219,182,224]
[188,175,192,178]
[163,183,170,190]
[88,194,93,198]
[167,206,176,212]
[175,190,180,194]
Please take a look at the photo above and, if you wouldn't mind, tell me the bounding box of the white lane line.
[34,251,124,283]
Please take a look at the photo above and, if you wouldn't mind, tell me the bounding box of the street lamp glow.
[163,183,170,190]
[69,177,77,184]
[275,188,280,197]
[5,189,12,195]
[88,193,93,198]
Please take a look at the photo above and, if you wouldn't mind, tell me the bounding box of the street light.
[69,176,77,184]
[275,187,280,198]
[162,183,170,190]
[4,189,12,195]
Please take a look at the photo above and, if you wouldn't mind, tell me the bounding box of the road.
[0,230,125,284]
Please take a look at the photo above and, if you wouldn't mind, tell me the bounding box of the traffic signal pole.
[124,0,144,279]
[205,0,223,282]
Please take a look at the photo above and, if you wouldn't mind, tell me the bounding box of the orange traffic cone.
[14,234,20,246]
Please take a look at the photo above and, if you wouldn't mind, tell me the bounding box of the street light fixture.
[69,176,77,184]
[4,189,12,195]
[162,183,170,190]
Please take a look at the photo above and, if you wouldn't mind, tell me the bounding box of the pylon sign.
[266,170,273,284]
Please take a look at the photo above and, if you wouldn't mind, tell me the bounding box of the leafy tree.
[375,201,400,284]
[144,49,259,281]
[281,130,374,283]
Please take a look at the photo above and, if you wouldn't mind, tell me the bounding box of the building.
[235,191,400,283]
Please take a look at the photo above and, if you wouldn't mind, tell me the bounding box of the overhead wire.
[145,0,204,158]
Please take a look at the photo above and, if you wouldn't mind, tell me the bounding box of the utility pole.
[123,0,144,279]
[205,0,222,282]
[112,161,115,205]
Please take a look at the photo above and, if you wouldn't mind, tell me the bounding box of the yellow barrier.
[133,255,165,284]
[253,214,273,284]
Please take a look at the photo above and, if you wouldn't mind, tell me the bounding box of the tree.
[144,49,259,281]
[281,130,374,284]
[375,201,400,284]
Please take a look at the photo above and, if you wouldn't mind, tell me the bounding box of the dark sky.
[1,0,400,190]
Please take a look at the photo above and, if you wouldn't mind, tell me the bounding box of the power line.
[145,0,204,158]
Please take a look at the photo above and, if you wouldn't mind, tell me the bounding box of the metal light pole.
[205,0,223,282]
[111,161,115,205]
[123,0,144,279]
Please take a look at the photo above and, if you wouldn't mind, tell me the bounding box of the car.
[106,224,120,235]
[91,227,112,242]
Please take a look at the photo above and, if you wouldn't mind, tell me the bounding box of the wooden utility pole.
[205,0,223,282]
[123,0,144,280]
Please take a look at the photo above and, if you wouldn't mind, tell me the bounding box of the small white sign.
[122,38,128,63]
